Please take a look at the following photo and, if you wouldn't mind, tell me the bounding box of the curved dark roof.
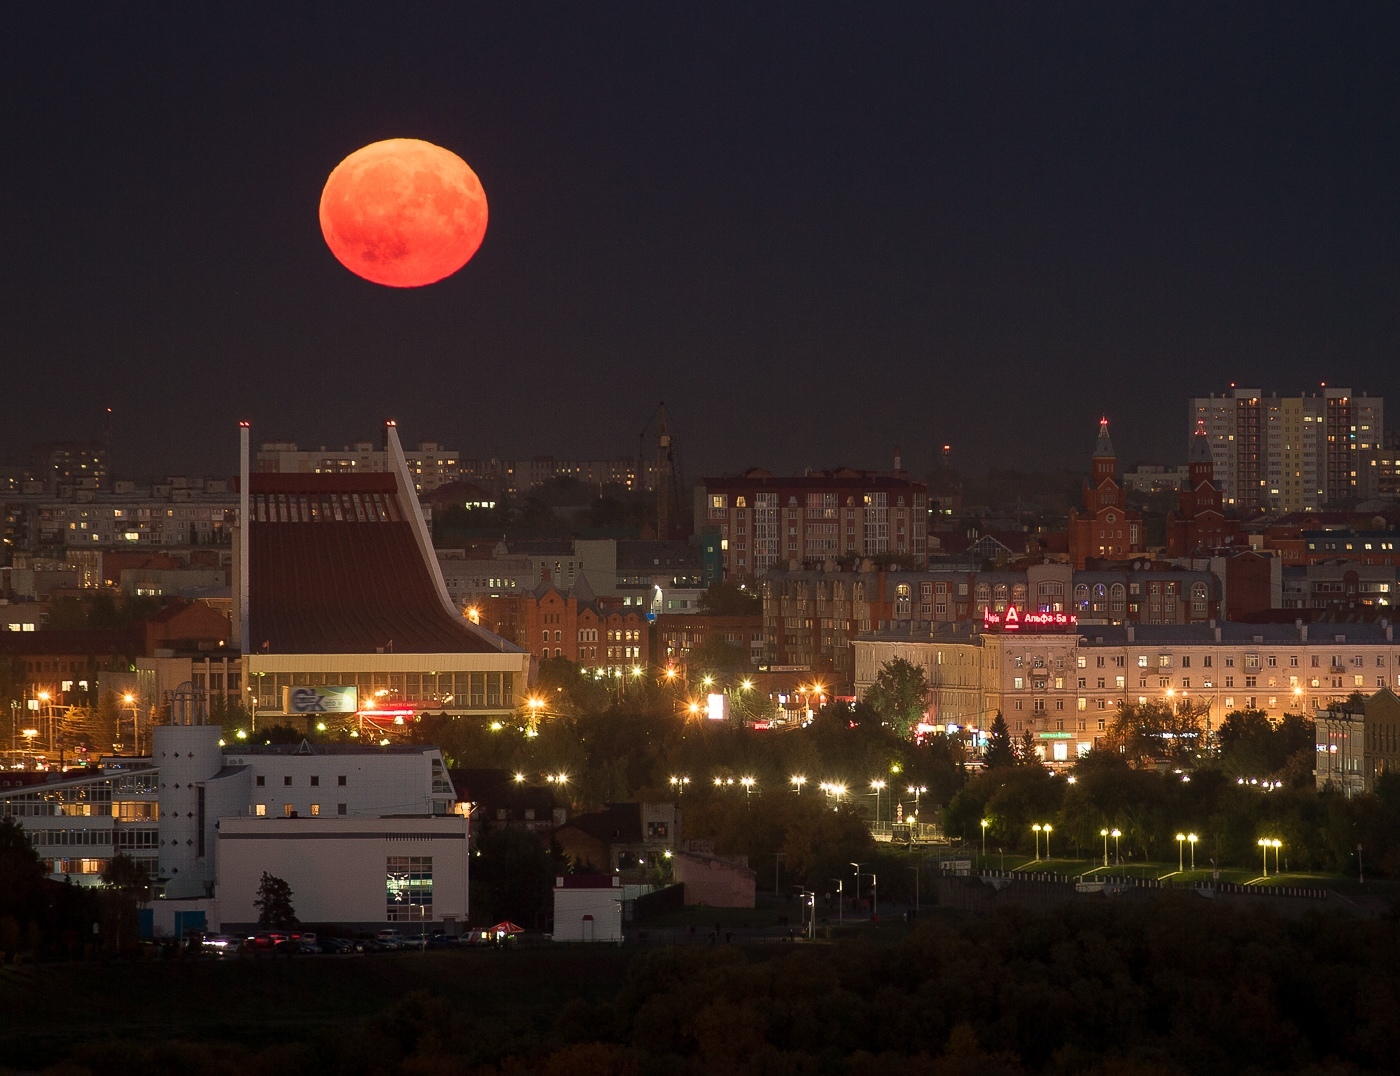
[248,473,506,655]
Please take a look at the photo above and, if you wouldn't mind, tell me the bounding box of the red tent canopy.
[490,921,524,934]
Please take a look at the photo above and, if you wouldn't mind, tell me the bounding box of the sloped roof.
[248,472,509,655]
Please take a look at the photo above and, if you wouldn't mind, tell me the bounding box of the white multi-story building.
[0,722,468,932]
[256,440,462,493]
[1190,387,1384,512]
[857,618,1400,763]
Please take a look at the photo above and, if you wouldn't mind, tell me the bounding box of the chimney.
[894,445,903,472]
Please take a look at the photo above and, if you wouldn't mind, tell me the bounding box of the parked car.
[374,929,405,951]
[425,930,457,950]
[320,936,356,954]
[201,934,243,957]
[297,932,322,954]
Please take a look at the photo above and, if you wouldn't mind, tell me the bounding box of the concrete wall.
[672,853,755,908]
[216,815,469,929]
[553,885,623,942]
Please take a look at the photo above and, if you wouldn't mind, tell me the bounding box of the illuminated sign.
[1037,731,1073,739]
[706,693,729,722]
[981,605,1077,633]
[284,685,359,714]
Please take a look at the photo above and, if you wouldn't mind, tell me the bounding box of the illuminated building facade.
[1066,420,1144,569]
[696,468,928,579]
[857,618,1400,763]
[235,423,531,723]
[1191,387,1385,511]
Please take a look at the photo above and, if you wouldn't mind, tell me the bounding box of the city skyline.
[4,5,1399,480]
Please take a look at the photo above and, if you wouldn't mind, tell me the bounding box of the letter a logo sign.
[1004,605,1020,629]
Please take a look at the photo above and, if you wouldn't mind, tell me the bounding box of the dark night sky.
[3,3,1399,482]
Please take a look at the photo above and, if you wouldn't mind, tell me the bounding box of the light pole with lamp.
[1188,833,1198,871]
[870,779,885,827]
[1032,823,1043,862]
[791,775,806,794]
[849,862,863,913]
[1176,833,1186,872]
[669,775,691,796]
[980,818,989,866]
[829,878,843,923]
[1042,823,1052,861]
[1111,828,1122,866]
[1100,828,1110,867]
[740,776,756,804]
[1258,837,1270,877]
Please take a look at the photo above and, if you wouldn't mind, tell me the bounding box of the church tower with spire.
[1166,420,1241,556]
[1067,418,1143,570]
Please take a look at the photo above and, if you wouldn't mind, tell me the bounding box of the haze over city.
[4,4,1399,480]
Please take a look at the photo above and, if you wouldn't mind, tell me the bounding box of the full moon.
[318,138,488,288]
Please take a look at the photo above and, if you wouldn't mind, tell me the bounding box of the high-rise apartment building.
[255,438,461,493]
[1190,388,1384,512]
[695,468,928,579]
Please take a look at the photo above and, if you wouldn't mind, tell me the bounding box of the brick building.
[1067,420,1143,569]
[1165,423,1242,556]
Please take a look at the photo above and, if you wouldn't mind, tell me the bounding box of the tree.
[863,658,928,738]
[471,827,558,928]
[1104,700,1207,766]
[1016,729,1039,765]
[700,580,761,616]
[102,854,152,904]
[687,636,754,675]
[983,712,1017,769]
[254,872,298,928]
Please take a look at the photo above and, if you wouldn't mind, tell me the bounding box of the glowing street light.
[669,775,691,794]
[1111,828,1122,865]
[686,700,701,717]
[1176,833,1187,872]
[701,675,715,689]
[1032,823,1043,861]
[870,779,886,825]
[1188,832,1198,871]
[739,679,754,692]
[1100,827,1110,867]
[513,772,526,784]
[739,776,755,799]
[791,775,806,794]
[980,818,989,859]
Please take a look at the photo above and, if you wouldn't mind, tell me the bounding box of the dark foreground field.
[5,896,1400,1075]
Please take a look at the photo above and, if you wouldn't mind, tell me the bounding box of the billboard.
[283,685,359,714]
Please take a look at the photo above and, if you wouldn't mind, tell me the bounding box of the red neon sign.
[981,605,1077,632]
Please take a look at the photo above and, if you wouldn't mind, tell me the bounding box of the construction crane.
[639,402,683,540]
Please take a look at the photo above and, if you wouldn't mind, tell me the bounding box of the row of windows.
[252,803,343,817]
[255,775,347,787]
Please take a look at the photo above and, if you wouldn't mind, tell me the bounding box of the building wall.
[217,815,470,928]
[857,622,1400,762]
[672,853,756,908]
[552,883,623,942]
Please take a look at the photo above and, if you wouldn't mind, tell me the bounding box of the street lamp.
[980,818,989,861]
[1176,833,1186,872]
[1032,823,1042,861]
[1272,838,1282,874]
[1257,837,1270,877]
[870,779,886,825]
[1111,828,1121,865]
[1043,823,1052,860]
[850,861,863,910]
[791,775,806,794]
[1188,833,1198,871]
[740,776,755,801]
[1100,828,1110,867]
[669,775,691,795]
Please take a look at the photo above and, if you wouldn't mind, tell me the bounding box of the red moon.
[319,138,488,288]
